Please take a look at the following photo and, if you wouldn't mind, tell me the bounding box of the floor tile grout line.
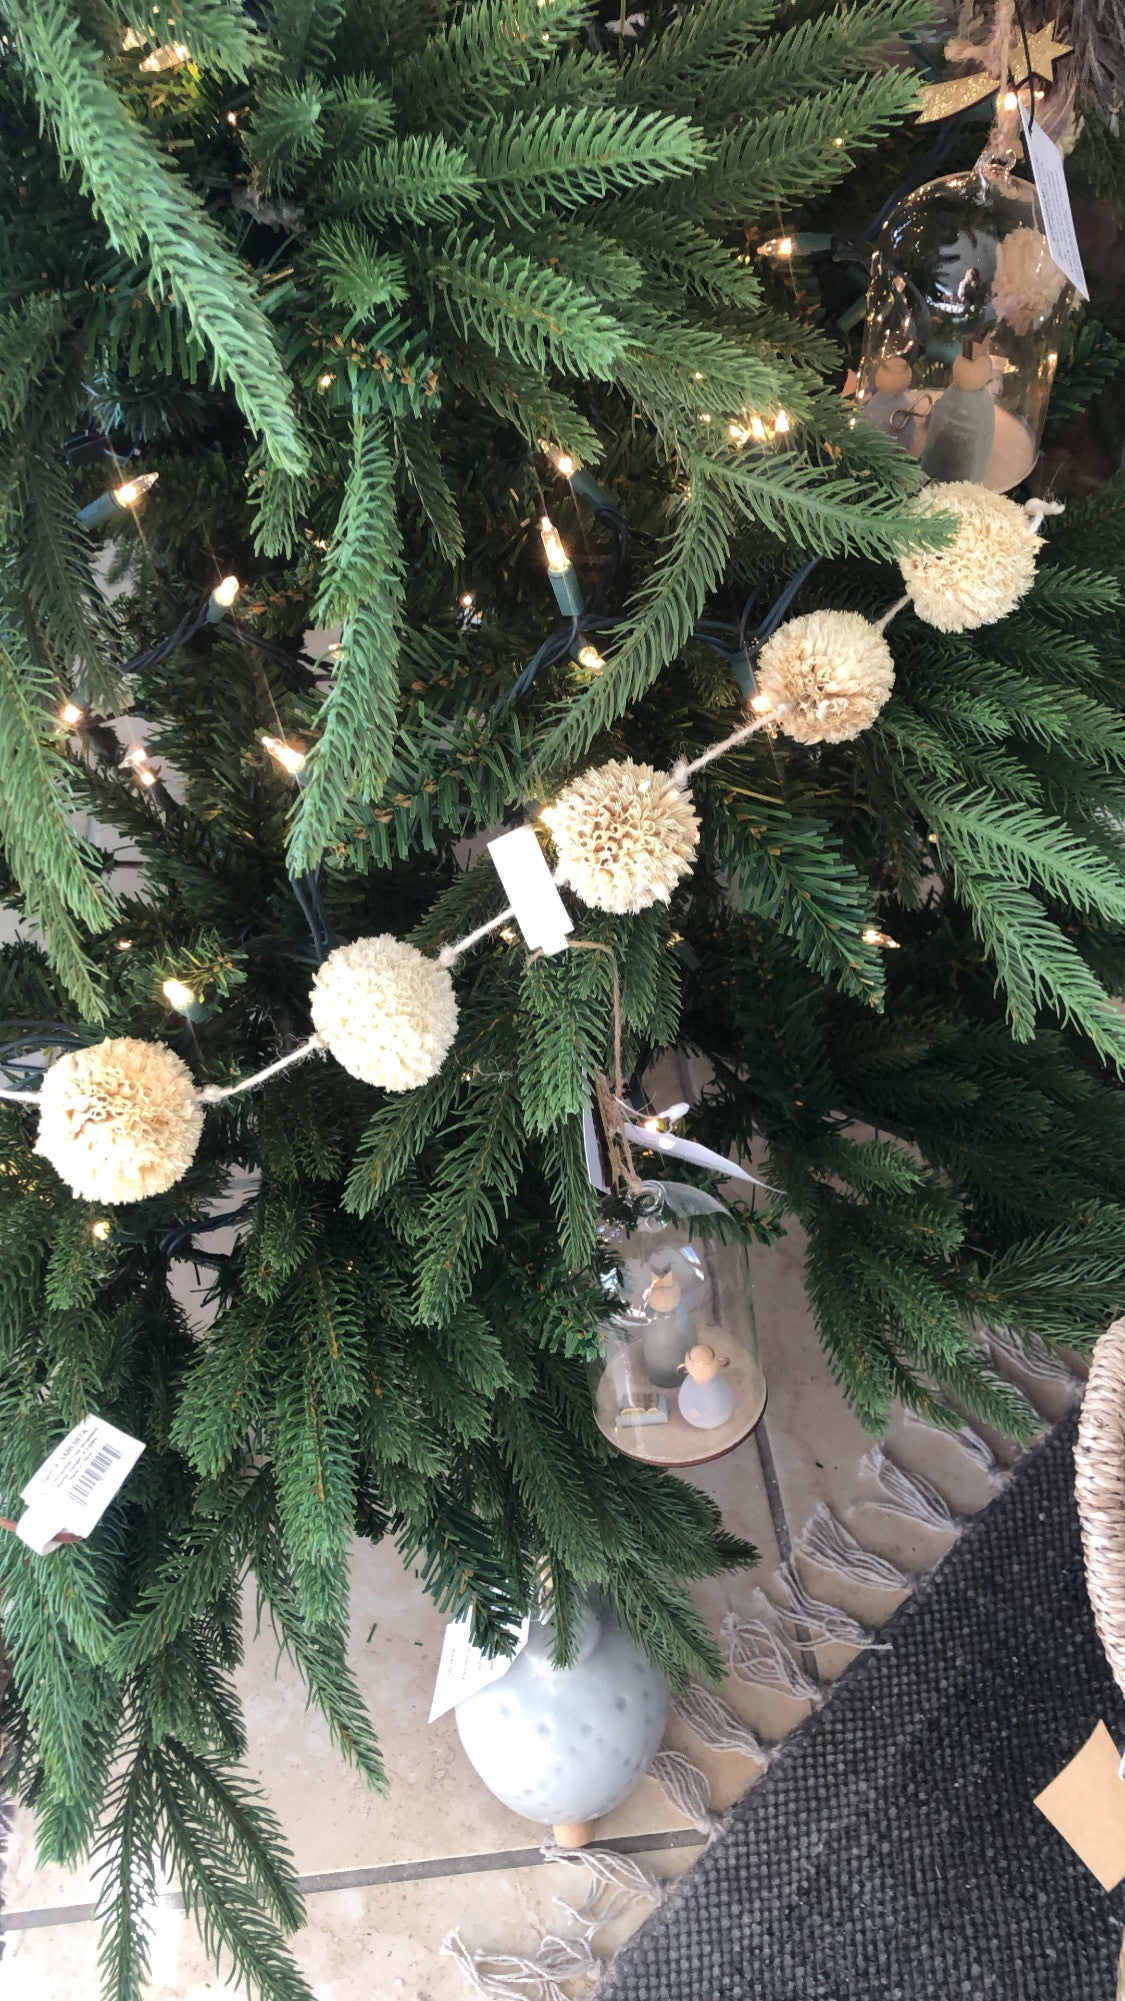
[753,1416,821,1685]
[0,1830,705,1933]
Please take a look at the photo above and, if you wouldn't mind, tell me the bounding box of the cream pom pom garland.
[898,483,1061,633]
[753,609,896,745]
[543,759,700,915]
[34,1038,204,1204]
[310,935,459,1092]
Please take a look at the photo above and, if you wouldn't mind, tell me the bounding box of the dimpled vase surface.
[454,1597,668,1835]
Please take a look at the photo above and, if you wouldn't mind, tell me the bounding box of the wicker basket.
[1073,1317,1125,1999]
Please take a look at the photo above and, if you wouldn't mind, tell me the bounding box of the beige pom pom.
[754,610,895,744]
[991,227,1066,336]
[36,1038,204,1203]
[900,483,1042,632]
[311,935,458,1092]
[545,759,699,914]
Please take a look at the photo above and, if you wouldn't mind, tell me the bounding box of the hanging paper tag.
[429,1612,531,1723]
[1019,108,1089,300]
[1034,1722,1125,1888]
[582,1099,610,1192]
[17,1416,145,1555]
[487,827,573,957]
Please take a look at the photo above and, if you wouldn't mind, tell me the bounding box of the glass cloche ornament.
[856,149,1073,491]
[590,1183,765,1467]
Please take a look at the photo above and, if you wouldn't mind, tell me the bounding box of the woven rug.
[600,1413,1125,2001]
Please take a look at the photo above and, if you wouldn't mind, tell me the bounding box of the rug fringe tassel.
[673,1682,769,1760]
[859,1444,958,1531]
[442,1926,596,1999]
[989,1326,1085,1393]
[720,1604,820,1702]
[648,1749,720,1837]
[900,1412,1006,1484]
[541,1841,663,1938]
[771,1557,886,1651]
[795,1502,913,1592]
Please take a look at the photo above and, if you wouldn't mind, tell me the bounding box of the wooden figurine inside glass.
[590,1183,766,1467]
[856,150,1073,492]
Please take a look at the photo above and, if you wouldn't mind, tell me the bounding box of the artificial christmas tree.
[0,1,1123,1997]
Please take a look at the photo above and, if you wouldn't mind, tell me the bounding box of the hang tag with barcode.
[17,1416,145,1554]
[1019,108,1089,300]
[429,1611,531,1723]
[487,826,573,958]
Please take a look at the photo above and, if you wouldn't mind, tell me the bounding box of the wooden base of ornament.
[552,1821,596,1848]
[597,1333,766,1467]
[863,394,1036,493]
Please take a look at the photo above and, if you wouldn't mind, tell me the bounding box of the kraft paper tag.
[1019,108,1090,300]
[1034,1722,1125,1889]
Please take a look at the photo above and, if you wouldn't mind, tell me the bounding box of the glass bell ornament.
[590,1182,766,1467]
[856,150,1074,491]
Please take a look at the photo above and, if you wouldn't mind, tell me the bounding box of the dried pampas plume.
[311,934,458,1092]
[546,759,699,914]
[991,227,1067,336]
[36,1038,204,1203]
[755,610,895,744]
[900,483,1044,632]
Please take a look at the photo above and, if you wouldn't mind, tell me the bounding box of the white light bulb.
[113,471,159,509]
[59,701,83,727]
[261,734,306,776]
[162,977,196,1010]
[539,516,570,573]
[211,574,240,608]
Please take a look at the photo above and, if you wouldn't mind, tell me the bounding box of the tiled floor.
[0,1204,1082,1998]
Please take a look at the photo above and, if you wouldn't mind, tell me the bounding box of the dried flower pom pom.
[547,759,699,915]
[755,610,895,744]
[900,483,1043,632]
[36,1038,203,1203]
[311,935,458,1092]
[991,228,1066,337]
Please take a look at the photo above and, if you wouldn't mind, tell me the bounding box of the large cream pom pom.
[546,760,699,915]
[311,935,458,1092]
[899,483,1042,632]
[754,610,895,744]
[36,1039,204,1203]
[991,227,1066,336]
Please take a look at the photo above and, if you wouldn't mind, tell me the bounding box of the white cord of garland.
[876,593,910,632]
[647,1749,719,1837]
[670,703,788,785]
[795,1502,914,1592]
[196,1033,324,1103]
[770,1557,884,1652]
[0,1085,41,1104]
[858,1444,958,1532]
[672,1682,768,1760]
[719,1606,820,1702]
[437,905,517,970]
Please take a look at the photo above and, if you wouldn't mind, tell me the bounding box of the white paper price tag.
[17,1416,145,1554]
[429,1612,530,1723]
[487,827,573,957]
[1019,108,1089,300]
